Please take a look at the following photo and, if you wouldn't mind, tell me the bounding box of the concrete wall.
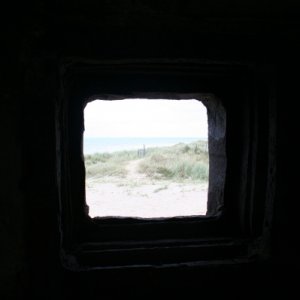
[1,1,300,299]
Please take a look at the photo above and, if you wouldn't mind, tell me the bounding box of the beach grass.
[84,140,208,183]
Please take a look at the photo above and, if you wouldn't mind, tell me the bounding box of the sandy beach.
[86,159,208,218]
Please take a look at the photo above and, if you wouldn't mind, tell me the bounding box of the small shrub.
[157,167,173,178]
[150,154,167,163]
[182,145,190,153]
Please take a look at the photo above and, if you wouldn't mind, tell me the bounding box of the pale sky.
[84,99,208,138]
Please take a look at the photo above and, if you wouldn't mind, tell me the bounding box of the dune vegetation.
[84,140,209,183]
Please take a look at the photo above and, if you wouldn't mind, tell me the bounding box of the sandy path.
[125,159,146,180]
[86,159,208,219]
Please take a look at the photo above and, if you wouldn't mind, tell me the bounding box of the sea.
[84,137,207,154]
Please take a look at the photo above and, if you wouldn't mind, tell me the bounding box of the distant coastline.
[84,137,207,154]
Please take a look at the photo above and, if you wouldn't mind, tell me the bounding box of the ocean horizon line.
[84,137,208,154]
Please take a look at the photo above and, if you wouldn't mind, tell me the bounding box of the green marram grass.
[138,141,208,182]
[84,150,139,178]
[85,140,209,183]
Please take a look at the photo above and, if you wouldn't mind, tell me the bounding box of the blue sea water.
[84,137,206,154]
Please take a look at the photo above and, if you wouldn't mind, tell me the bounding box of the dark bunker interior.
[1,1,300,299]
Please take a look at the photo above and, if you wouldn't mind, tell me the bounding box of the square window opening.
[82,96,226,221]
[84,99,209,219]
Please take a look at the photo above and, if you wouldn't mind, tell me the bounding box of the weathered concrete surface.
[1,1,300,299]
